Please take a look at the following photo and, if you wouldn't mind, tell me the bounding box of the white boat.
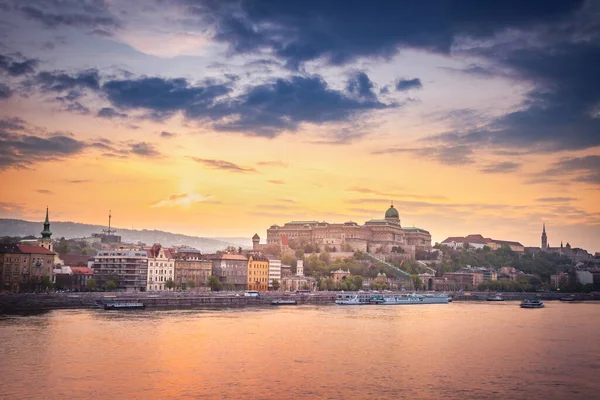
[487,293,504,301]
[271,299,297,306]
[520,298,545,309]
[335,293,373,305]
[380,293,449,305]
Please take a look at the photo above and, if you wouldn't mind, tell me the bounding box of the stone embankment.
[1,291,598,313]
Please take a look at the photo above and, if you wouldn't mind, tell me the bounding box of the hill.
[0,219,251,252]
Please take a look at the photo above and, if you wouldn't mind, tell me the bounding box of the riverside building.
[173,247,212,290]
[265,204,431,256]
[93,248,148,292]
[146,243,174,291]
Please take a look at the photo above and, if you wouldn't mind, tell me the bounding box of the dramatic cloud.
[347,72,376,100]
[130,142,161,158]
[97,107,127,119]
[14,0,120,30]
[395,78,422,92]
[479,161,521,174]
[191,158,257,173]
[102,74,390,136]
[543,155,600,185]
[0,130,86,169]
[35,69,100,93]
[189,0,582,68]
[0,53,38,76]
[150,193,213,208]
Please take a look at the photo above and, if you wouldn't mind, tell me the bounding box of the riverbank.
[1,291,599,313]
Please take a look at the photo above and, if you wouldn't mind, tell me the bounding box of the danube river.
[1,302,599,400]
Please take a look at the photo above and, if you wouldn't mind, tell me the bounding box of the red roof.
[59,254,91,267]
[70,266,94,275]
[17,245,55,255]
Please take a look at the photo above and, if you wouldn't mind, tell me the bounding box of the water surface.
[1,302,599,399]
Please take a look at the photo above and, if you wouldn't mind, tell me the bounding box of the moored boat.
[560,296,576,302]
[520,298,545,309]
[335,293,372,305]
[103,301,145,310]
[487,293,504,301]
[380,293,449,305]
[271,299,297,306]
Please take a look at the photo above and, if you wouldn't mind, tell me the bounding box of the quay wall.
[1,291,599,313]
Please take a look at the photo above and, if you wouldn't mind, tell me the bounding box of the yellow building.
[247,255,269,291]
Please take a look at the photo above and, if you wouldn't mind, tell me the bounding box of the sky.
[0,0,599,252]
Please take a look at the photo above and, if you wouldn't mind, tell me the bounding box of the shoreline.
[1,291,599,314]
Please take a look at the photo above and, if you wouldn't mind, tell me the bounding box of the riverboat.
[520,298,545,309]
[560,296,576,302]
[103,301,145,310]
[335,293,373,305]
[271,299,297,306]
[380,293,450,305]
[487,293,504,301]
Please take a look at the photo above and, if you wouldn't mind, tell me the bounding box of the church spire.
[41,206,52,239]
[541,222,548,251]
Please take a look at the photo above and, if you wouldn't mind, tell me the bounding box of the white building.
[296,259,304,277]
[146,243,174,291]
[576,270,594,285]
[268,259,282,289]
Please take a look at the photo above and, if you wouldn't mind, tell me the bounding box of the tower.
[384,202,400,225]
[541,223,548,251]
[252,233,260,251]
[40,207,53,252]
[296,259,304,277]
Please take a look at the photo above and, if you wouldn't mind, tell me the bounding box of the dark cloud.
[65,101,90,114]
[160,131,176,138]
[17,1,120,30]
[97,107,127,119]
[374,145,474,166]
[479,161,521,174]
[0,117,26,131]
[0,53,38,76]
[0,130,86,169]
[130,142,161,158]
[210,75,389,136]
[543,155,600,185]
[0,83,12,99]
[35,69,100,93]
[187,0,582,68]
[191,158,257,173]
[395,78,422,92]
[347,72,376,100]
[102,74,390,137]
[536,197,576,203]
[102,77,231,119]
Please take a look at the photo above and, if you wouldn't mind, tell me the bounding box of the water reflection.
[1,303,599,399]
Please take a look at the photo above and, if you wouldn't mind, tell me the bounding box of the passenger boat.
[380,293,449,305]
[560,296,576,302]
[520,298,545,309]
[103,300,145,310]
[335,293,373,305]
[271,299,297,306]
[487,293,504,301]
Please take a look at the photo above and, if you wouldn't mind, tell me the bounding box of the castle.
[256,204,431,256]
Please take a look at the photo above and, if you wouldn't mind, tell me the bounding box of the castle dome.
[385,204,399,219]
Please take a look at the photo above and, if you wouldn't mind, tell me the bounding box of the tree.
[272,279,280,291]
[186,280,196,290]
[412,275,423,291]
[41,276,53,291]
[105,280,117,291]
[86,278,97,291]
[165,278,174,290]
[209,276,223,291]
[352,275,364,290]
[295,248,305,259]
[319,251,331,265]
[56,237,68,254]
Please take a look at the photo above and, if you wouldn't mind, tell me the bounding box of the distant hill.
[0,219,251,252]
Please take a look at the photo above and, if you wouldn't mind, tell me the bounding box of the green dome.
[385,204,399,219]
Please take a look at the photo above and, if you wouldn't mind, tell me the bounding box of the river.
[1,302,599,399]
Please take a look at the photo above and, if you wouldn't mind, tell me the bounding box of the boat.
[271,299,297,306]
[380,293,450,305]
[335,293,373,305]
[487,293,504,301]
[560,295,576,302]
[520,298,545,308]
[103,300,145,310]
